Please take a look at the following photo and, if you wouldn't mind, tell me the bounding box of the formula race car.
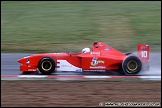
[18,42,150,75]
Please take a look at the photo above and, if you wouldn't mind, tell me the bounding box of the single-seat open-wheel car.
[18,42,150,75]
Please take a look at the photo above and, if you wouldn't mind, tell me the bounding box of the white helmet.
[82,48,91,53]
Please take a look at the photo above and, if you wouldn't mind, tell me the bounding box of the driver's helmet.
[82,48,91,53]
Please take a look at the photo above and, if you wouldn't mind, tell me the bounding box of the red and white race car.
[18,42,150,75]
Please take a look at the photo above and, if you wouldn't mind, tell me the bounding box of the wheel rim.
[41,60,52,71]
[127,60,138,71]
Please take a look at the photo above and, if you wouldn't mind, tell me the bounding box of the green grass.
[1,1,161,53]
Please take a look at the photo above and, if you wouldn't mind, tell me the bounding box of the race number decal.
[137,44,150,64]
[141,51,147,58]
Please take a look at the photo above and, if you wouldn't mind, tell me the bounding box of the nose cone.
[18,58,22,63]
[18,58,25,63]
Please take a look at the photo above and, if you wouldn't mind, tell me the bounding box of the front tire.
[122,56,142,75]
[38,57,55,75]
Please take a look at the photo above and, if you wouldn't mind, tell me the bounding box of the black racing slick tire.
[122,56,142,75]
[38,57,55,75]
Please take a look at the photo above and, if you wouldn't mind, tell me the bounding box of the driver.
[82,47,91,53]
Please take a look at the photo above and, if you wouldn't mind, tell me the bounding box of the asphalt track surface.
[1,52,161,76]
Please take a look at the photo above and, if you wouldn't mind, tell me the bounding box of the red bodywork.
[18,42,149,73]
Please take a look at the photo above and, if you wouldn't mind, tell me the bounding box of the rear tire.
[38,57,55,75]
[122,56,142,75]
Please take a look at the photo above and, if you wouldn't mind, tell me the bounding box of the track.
[1,52,161,76]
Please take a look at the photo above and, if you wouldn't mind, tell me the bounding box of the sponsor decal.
[56,60,82,72]
[91,57,104,66]
[54,53,60,54]
[26,59,30,64]
[84,70,105,72]
[24,56,30,58]
[28,69,36,71]
[91,52,100,54]
[98,43,103,46]
[76,69,82,72]
[90,66,106,69]
[141,46,147,50]
[105,46,109,50]
[61,64,72,67]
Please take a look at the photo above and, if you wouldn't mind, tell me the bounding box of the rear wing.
[137,44,150,64]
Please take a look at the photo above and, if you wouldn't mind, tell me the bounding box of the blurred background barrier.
[1,1,161,53]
